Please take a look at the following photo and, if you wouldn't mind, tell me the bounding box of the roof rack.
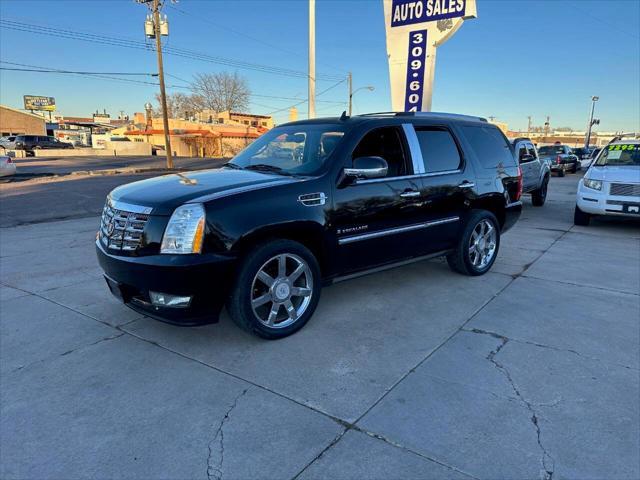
[357,111,488,122]
[608,132,640,144]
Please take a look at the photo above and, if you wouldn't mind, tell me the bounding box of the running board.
[329,249,453,284]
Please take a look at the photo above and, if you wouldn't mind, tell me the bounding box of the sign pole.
[308,0,316,119]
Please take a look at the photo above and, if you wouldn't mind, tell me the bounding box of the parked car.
[0,152,16,178]
[511,138,551,206]
[574,139,640,226]
[0,135,16,148]
[537,144,580,176]
[96,112,523,338]
[13,135,74,155]
[572,147,592,160]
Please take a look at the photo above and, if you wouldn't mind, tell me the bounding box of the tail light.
[556,155,562,165]
[515,166,523,201]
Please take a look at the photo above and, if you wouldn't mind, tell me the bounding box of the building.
[119,117,262,157]
[195,110,274,130]
[0,105,46,136]
[506,130,621,147]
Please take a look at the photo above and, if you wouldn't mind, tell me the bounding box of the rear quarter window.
[460,125,516,169]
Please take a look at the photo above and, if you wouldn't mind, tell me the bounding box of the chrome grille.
[610,183,640,197]
[99,201,149,251]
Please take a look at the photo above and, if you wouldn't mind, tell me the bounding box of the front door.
[331,126,426,273]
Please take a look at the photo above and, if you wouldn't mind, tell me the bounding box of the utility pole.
[308,0,316,119]
[585,96,599,149]
[544,116,550,139]
[139,0,173,168]
[527,116,532,136]
[347,72,353,116]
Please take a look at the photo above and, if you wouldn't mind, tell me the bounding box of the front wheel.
[447,210,500,276]
[227,239,321,339]
[531,176,549,206]
[574,205,591,226]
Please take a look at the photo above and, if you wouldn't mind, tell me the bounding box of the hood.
[110,168,298,215]
[586,165,640,183]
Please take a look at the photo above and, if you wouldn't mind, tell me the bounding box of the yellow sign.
[23,95,56,112]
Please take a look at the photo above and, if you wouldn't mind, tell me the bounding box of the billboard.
[383,0,477,112]
[23,95,56,112]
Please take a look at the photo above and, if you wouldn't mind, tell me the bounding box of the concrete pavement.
[1,174,638,479]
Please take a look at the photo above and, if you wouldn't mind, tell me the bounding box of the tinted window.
[517,144,528,161]
[352,127,409,177]
[415,128,461,173]
[526,144,537,158]
[460,125,515,168]
[25,136,37,142]
[538,145,565,155]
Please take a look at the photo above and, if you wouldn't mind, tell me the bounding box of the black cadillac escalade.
[97,112,522,339]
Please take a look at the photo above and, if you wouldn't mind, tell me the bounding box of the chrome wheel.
[250,253,313,329]
[468,219,497,269]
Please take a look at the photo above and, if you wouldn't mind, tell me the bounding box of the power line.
[264,78,347,115]
[0,19,344,81]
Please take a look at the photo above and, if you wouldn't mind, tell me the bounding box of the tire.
[227,239,321,339]
[531,176,549,207]
[557,169,565,177]
[574,205,591,226]
[570,163,577,173]
[447,210,500,276]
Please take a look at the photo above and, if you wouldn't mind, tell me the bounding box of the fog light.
[149,291,192,308]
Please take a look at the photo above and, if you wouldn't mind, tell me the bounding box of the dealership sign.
[23,95,56,112]
[383,0,477,112]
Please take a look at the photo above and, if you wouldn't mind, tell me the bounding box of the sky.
[0,0,639,132]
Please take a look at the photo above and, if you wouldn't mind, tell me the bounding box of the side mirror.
[344,156,388,180]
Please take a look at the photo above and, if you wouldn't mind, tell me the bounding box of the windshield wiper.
[223,162,243,170]
[245,164,293,176]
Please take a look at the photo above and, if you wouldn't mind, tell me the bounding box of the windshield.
[538,146,565,155]
[595,144,640,166]
[229,124,346,175]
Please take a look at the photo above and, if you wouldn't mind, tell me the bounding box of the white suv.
[574,138,640,226]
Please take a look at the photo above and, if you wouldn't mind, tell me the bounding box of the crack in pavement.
[9,332,125,374]
[484,332,555,480]
[207,388,249,480]
[467,327,638,372]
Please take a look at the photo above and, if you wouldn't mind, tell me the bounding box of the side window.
[352,127,409,178]
[517,144,528,162]
[25,136,36,142]
[526,143,537,158]
[459,125,516,169]
[415,128,462,173]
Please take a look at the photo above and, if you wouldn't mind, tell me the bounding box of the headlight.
[160,203,205,254]
[583,178,602,191]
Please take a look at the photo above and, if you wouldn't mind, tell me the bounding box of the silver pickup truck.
[512,138,551,206]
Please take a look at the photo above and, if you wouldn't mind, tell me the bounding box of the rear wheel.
[574,205,591,226]
[531,176,549,206]
[447,210,500,276]
[570,162,578,173]
[227,239,321,339]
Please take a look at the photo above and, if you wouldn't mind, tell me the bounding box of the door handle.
[458,182,475,189]
[400,190,421,198]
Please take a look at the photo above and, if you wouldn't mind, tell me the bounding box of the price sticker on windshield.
[608,144,639,151]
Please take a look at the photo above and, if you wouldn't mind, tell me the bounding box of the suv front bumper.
[576,182,640,217]
[96,241,237,325]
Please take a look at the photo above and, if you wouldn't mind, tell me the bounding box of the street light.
[348,85,375,116]
[585,96,599,149]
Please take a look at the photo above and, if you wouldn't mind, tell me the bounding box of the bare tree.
[190,72,250,114]
[154,92,201,119]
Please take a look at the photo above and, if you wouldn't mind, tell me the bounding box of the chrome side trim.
[338,216,459,245]
[402,123,425,174]
[331,249,453,283]
[298,192,327,206]
[356,174,421,185]
[421,169,462,177]
[107,196,153,215]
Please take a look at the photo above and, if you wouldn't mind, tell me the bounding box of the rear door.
[410,124,469,250]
